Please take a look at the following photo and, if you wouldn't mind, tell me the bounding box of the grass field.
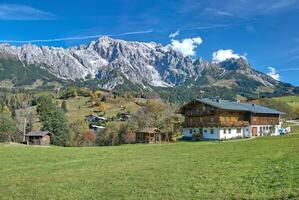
[1,135,299,199]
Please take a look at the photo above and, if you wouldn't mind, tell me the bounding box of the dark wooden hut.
[136,128,169,144]
[26,131,51,145]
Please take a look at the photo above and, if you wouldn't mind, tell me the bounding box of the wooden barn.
[136,128,169,144]
[26,131,51,145]
[180,98,284,140]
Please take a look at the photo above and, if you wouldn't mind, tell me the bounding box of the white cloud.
[212,49,246,63]
[169,30,180,39]
[204,8,234,16]
[170,37,202,57]
[267,67,280,81]
[0,4,57,20]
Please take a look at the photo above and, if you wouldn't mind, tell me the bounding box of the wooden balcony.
[183,120,249,128]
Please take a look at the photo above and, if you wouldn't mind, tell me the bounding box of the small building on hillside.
[86,115,107,123]
[117,113,131,121]
[179,98,284,140]
[90,125,106,131]
[26,131,51,145]
[136,128,169,144]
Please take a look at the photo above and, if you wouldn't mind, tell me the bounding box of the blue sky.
[0,0,299,85]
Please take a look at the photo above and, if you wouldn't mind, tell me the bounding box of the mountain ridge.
[0,36,297,100]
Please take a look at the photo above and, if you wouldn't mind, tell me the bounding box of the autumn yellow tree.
[99,102,106,112]
[2,106,11,116]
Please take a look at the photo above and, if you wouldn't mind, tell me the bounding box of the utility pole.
[23,117,27,142]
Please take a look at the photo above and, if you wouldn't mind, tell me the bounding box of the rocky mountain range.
[0,36,297,100]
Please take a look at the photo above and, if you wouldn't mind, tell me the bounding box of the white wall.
[203,128,220,140]
[183,124,282,140]
[182,127,221,140]
[220,128,244,140]
[250,125,280,136]
[183,128,193,138]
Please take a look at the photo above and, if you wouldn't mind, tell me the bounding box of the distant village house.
[86,115,107,123]
[180,98,284,140]
[117,113,131,121]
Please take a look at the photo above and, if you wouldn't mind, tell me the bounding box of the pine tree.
[61,101,67,112]
[37,95,70,146]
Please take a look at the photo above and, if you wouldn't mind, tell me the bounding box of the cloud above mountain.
[170,37,202,57]
[169,30,180,38]
[212,49,246,63]
[0,4,57,20]
[267,67,280,81]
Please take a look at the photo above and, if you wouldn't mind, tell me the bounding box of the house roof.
[194,98,285,114]
[136,128,162,133]
[26,131,51,137]
[90,125,105,129]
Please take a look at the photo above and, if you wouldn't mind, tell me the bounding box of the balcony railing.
[182,120,249,128]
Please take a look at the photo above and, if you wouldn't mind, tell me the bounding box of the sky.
[0,0,299,86]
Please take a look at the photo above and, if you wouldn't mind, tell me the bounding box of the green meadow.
[1,134,299,200]
[273,95,299,109]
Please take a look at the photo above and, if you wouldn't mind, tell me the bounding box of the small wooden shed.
[26,131,51,145]
[136,128,169,144]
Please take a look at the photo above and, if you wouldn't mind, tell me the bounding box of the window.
[211,117,214,122]
[237,128,241,134]
[228,129,231,134]
[204,129,207,133]
[199,128,203,134]
[210,129,214,134]
[223,129,227,134]
[189,129,193,134]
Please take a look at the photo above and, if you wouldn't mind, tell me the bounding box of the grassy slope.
[24,96,145,130]
[273,96,299,109]
[57,96,144,123]
[0,135,299,200]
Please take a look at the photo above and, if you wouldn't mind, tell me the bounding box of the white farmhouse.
[179,98,284,140]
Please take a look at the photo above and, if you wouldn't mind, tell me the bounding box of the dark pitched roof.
[195,98,285,114]
[26,131,51,137]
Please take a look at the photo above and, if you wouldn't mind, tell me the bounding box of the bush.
[82,131,97,146]
[96,123,120,146]
[119,123,136,144]
[0,112,17,142]
[78,87,92,97]
[61,101,67,112]
[96,129,111,146]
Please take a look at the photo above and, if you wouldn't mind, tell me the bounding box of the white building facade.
[183,125,281,140]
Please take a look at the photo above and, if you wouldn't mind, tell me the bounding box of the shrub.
[61,101,67,112]
[119,123,136,144]
[0,112,17,142]
[82,131,97,146]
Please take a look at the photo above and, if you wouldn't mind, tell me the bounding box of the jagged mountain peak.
[218,57,251,70]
